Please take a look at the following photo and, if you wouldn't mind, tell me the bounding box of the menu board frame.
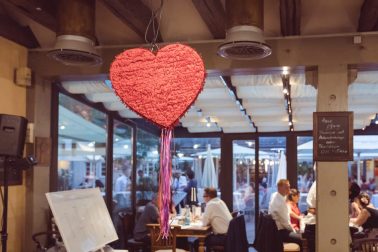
[313,111,353,161]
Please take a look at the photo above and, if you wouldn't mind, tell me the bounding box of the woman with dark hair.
[350,193,378,229]
[287,188,302,231]
[184,170,198,205]
[349,182,361,218]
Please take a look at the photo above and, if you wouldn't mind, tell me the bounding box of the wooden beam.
[100,0,162,43]
[0,4,39,48]
[358,0,378,32]
[1,0,57,31]
[192,0,225,39]
[280,0,301,36]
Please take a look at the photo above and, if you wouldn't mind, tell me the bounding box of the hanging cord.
[145,0,164,52]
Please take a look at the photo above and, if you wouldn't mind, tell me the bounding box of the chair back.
[120,212,135,239]
[353,238,378,252]
[147,224,180,252]
[225,214,249,252]
[253,212,284,252]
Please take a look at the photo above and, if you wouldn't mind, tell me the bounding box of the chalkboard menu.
[313,112,353,161]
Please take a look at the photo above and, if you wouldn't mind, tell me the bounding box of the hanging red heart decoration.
[109,43,205,128]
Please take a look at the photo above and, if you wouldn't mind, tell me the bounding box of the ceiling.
[1,0,378,133]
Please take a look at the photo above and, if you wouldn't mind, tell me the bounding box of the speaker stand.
[1,156,9,252]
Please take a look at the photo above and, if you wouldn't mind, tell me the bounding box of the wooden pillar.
[226,0,263,29]
[316,64,349,252]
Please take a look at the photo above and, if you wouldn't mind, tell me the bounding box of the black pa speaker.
[0,114,28,157]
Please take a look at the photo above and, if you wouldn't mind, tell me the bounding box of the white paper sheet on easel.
[46,188,118,252]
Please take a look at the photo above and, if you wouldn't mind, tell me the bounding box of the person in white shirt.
[269,179,302,248]
[306,163,317,215]
[114,166,131,209]
[202,187,232,250]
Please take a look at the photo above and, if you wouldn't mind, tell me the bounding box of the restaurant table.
[171,219,211,252]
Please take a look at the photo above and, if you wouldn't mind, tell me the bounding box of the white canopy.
[201,144,218,188]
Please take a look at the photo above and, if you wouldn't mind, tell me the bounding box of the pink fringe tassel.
[158,128,173,238]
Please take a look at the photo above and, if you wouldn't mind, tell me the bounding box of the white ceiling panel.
[118,109,140,118]
[62,81,110,94]
[194,100,236,108]
[85,92,118,103]
[258,126,291,132]
[237,86,283,99]
[187,126,222,133]
[247,107,286,116]
[222,126,255,133]
[197,88,231,100]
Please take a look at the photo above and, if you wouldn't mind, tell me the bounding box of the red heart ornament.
[109,43,205,128]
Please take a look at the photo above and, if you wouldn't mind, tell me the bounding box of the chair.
[147,224,187,252]
[225,214,250,252]
[352,238,378,252]
[253,212,301,252]
[122,213,148,252]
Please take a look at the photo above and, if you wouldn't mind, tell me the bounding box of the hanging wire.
[145,0,164,52]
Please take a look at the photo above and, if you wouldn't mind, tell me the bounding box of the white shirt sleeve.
[307,181,316,208]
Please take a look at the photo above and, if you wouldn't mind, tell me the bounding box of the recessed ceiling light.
[60,125,66,130]
[115,138,119,142]
[123,145,128,149]
[206,122,211,127]
[193,144,200,149]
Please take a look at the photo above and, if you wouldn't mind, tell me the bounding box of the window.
[136,129,159,206]
[297,136,314,212]
[57,93,107,192]
[348,135,378,207]
[258,137,286,211]
[172,138,221,209]
[112,120,133,211]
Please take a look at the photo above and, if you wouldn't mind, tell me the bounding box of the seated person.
[350,193,378,230]
[202,187,232,250]
[349,181,361,218]
[287,189,302,231]
[269,179,302,248]
[133,195,159,243]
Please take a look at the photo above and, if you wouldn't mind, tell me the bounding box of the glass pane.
[136,129,159,208]
[348,135,378,207]
[258,137,286,212]
[57,93,107,193]
[172,138,221,211]
[112,120,133,212]
[297,136,314,212]
[232,140,256,243]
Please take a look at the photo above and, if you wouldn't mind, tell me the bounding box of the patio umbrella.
[201,144,218,188]
[276,151,287,184]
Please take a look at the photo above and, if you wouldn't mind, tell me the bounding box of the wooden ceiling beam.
[0,3,39,48]
[1,0,57,31]
[192,0,225,39]
[358,0,378,32]
[100,0,162,43]
[280,0,301,36]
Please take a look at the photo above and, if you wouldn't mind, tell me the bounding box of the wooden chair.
[147,224,187,252]
[352,238,378,252]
